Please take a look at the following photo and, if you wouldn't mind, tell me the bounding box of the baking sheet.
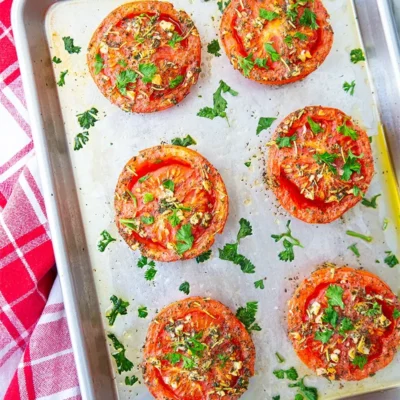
[43,0,400,398]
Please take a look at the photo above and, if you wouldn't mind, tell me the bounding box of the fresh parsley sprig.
[350,48,365,64]
[137,256,158,280]
[57,70,68,87]
[62,36,81,54]
[107,333,134,374]
[361,194,381,208]
[77,107,99,130]
[343,80,356,95]
[236,301,261,332]
[106,295,129,326]
[197,80,238,124]
[74,132,89,151]
[138,306,148,318]
[218,218,256,273]
[271,221,303,262]
[98,230,116,252]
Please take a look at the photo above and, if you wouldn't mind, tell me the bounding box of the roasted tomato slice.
[266,106,374,224]
[114,145,228,262]
[288,266,400,381]
[142,297,256,399]
[87,1,201,113]
[220,0,333,85]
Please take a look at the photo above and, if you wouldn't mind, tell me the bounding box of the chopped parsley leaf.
[273,396,281,400]
[138,306,148,318]
[144,266,157,280]
[141,215,154,225]
[307,117,323,134]
[236,301,261,332]
[97,230,116,252]
[393,309,400,319]
[171,135,197,147]
[338,317,354,335]
[169,75,184,89]
[348,243,360,257]
[244,160,251,167]
[62,36,81,54]
[352,185,362,197]
[106,295,129,326]
[294,31,308,41]
[196,250,212,263]
[342,150,362,181]
[176,224,194,255]
[259,8,280,21]
[276,134,296,148]
[139,63,157,83]
[314,328,334,343]
[384,251,399,268]
[125,376,138,386]
[257,117,277,135]
[165,352,181,364]
[179,281,190,295]
[346,230,373,242]
[137,256,155,269]
[271,220,303,262]
[207,39,221,57]
[143,193,154,204]
[57,70,68,87]
[197,80,238,123]
[361,194,381,208]
[350,48,365,64]
[116,69,138,95]
[94,54,104,75]
[313,151,339,174]
[264,42,280,61]
[107,333,134,374]
[74,132,89,151]
[273,367,298,381]
[238,54,255,77]
[326,285,344,309]
[52,56,62,64]
[219,219,256,273]
[255,58,268,69]
[366,301,381,317]
[254,279,265,289]
[299,8,318,30]
[162,179,174,192]
[352,354,368,370]
[337,123,358,140]
[343,80,356,95]
[168,32,184,48]
[77,107,98,129]
[322,305,338,327]
[237,218,253,241]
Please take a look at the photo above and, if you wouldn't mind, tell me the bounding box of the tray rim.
[10,0,400,399]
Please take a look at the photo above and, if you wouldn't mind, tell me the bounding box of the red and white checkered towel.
[0,0,80,398]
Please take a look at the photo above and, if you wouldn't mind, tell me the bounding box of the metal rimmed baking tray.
[11,0,400,399]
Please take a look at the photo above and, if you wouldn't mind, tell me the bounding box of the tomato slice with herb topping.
[142,297,255,399]
[114,145,228,262]
[288,266,400,381]
[87,1,201,113]
[267,106,374,224]
[220,0,333,85]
